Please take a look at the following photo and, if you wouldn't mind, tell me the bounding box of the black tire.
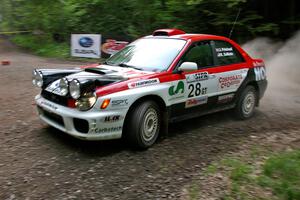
[125,101,161,149]
[234,85,257,120]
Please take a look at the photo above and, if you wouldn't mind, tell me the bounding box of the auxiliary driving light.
[69,79,81,99]
[59,78,69,96]
[32,69,43,88]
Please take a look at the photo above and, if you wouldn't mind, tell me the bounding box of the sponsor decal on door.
[185,96,208,108]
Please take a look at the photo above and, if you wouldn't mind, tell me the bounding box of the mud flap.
[160,109,169,138]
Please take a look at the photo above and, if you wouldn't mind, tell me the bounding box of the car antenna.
[229,8,241,39]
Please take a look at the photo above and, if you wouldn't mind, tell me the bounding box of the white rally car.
[33,29,267,148]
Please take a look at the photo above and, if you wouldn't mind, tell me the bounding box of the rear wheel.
[126,101,161,149]
[234,86,257,120]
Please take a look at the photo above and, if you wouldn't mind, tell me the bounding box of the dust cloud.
[242,32,300,112]
[242,31,300,89]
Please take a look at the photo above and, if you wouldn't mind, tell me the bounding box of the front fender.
[95,83,171,112]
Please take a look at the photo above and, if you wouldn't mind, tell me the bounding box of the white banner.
[71,34,101,58]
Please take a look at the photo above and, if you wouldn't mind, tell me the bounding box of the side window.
[182,41,214,69]
[214,40,244,66]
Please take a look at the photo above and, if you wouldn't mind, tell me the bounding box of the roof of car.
[144,33,230,43]
[174,33,228,40]
[141,28,233,43]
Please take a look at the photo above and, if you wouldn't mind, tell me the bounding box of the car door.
[181,41,218,110]
[211,40,249,105]
[169,40,249,120]
[169,41,219,119]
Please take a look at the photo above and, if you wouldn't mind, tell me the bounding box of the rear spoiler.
[252,59,265,67]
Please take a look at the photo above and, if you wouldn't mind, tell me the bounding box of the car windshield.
[105,38,186,72]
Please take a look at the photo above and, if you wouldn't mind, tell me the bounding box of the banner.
[71,34,101,58]
[101,39,128,58]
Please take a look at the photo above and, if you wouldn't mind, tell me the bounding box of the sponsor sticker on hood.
[128,78,160,89]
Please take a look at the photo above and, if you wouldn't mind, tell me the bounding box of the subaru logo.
[79,37,94,48]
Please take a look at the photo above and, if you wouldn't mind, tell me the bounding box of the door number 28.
[188,83,207,98]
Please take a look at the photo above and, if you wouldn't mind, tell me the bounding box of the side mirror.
[178,62,198,72]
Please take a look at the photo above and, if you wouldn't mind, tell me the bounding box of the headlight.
[32,69,43,88]
[69,79,81,99]
[75,93,97,111]
[59,78,69,96]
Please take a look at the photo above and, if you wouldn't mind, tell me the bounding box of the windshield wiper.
[118,63,142,70]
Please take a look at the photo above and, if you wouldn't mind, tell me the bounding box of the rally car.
[33,29,267,148]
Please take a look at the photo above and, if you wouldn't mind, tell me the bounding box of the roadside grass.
[216,158,255,200]
[12,34,70,58]
[258,150,300,200]
[11,34,102,62]
[187,181,200,200]
[198,149,300,200]
[221,158,253,182]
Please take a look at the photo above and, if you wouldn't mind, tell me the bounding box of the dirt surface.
[0,37,299,200]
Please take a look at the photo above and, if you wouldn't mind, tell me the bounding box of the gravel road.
[0,37,299,200]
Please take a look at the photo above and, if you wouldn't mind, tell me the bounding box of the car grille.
[38,106,64,127]
[41,90,68,106]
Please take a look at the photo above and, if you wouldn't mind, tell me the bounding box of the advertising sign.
[101,39,128,57]
[71,34,101,58]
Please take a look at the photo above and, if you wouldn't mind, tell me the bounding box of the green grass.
[221,158,253,182]
[205,162,218,174]
[206,158,253,182]
[220,158,254,199]
[204,158,254,199]
[12,34,70,58]
[203,149,300,200]
[258,150,300,200]
[187,182,200,200]
[11,34,104,62]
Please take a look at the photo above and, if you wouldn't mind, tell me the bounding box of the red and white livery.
[33,29,267,148]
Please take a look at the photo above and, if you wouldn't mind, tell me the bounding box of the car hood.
[44,64,155,96]
[78,64,154,79]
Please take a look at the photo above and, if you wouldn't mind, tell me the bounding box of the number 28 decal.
[188,83,207,98]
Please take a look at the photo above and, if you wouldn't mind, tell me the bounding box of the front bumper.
[35,95,125,140]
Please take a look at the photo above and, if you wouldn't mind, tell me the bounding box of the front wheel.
[234,86,257,120]
[126,101,161,149]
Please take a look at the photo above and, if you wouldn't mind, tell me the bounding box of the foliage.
[11,34,69,58]
[1,0,298,44]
